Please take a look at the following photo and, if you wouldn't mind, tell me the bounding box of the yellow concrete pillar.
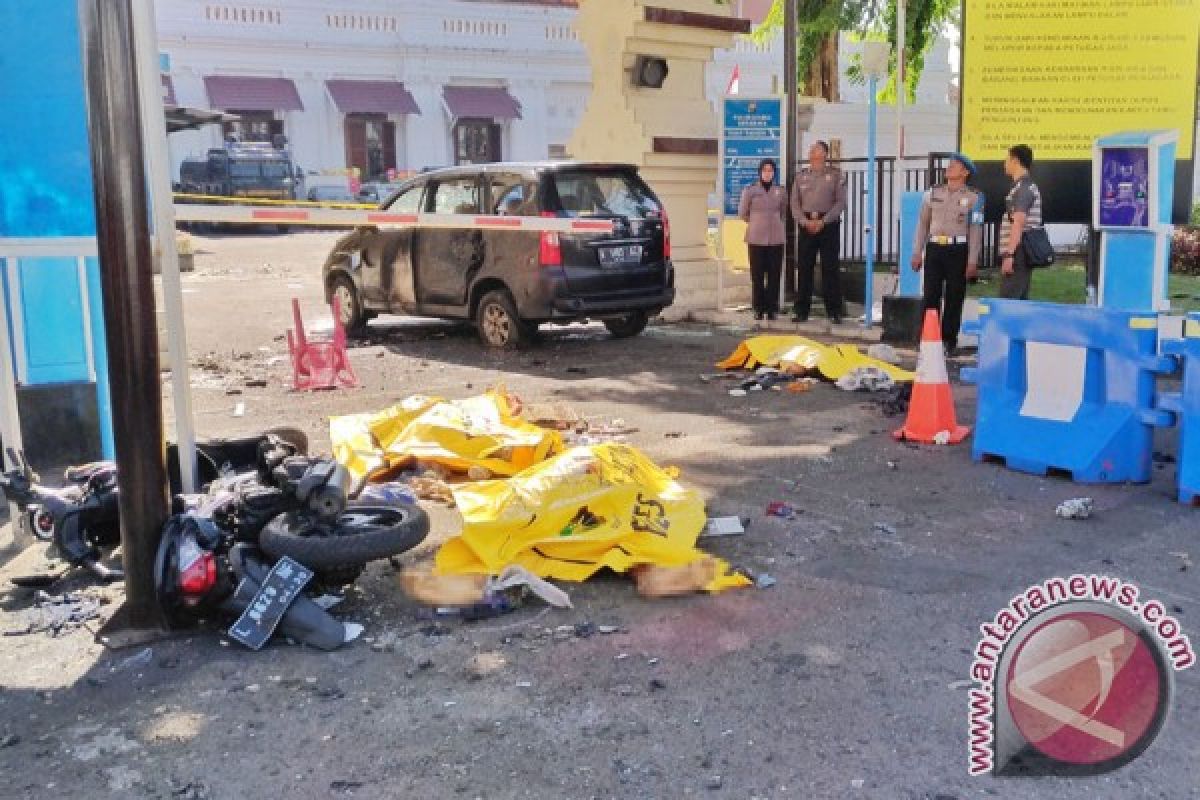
[570,0,751,310]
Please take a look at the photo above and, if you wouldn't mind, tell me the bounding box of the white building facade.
[157,0,959,183]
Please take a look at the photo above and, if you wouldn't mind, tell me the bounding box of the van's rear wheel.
[476,289,531,349]
[330,274,366,335]
[604,311,648,339]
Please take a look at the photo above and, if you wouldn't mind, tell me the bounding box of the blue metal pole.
[863,76,879,328]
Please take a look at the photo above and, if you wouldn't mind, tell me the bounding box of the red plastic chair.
[286,298,358,391]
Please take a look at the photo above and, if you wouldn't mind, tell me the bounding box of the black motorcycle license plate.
[228,556,313,651]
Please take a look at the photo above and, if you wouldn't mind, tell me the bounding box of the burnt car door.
[343,182,422,310]
[413,175,485,310]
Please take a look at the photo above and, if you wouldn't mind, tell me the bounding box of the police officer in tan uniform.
[911,152,984,354]
[790,141,847,323]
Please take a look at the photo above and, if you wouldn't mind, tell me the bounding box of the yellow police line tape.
[172,192,376,210]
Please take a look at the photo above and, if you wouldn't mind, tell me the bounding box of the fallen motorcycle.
[156,436,429,649]
[0,449,123,582]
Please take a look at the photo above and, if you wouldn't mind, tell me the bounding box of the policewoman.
[910,152,984,353]
[738,158,787,320]
[790,141,847,324]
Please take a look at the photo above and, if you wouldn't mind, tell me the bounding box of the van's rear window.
[551,171,661,219]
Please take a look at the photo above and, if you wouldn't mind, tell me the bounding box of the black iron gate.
[787,152,999,274]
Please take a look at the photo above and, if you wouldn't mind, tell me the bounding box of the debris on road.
[702,516,746,537]
[1055,497,1095,520]
[836,366,895,393]
[3,591,104,637]
[755,573,777,589]
[766,502,799,521]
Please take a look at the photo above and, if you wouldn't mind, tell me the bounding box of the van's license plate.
[598,245,643,267]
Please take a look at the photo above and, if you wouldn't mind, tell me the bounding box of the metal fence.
[789,153,1000,271]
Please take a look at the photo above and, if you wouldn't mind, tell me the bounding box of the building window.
[453,118,502,166]
[344,114,396,181]
[223,111,282,143]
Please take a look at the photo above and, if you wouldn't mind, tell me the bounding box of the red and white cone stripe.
[173,204,615,234]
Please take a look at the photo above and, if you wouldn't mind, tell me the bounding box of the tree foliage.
[748,0,958,102]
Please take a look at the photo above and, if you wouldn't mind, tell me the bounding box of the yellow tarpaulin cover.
[717,335,914,382]
[330,391,563,482]
[435,443,751,592]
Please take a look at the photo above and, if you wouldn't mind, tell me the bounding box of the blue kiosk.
[1093,130,1178,312]
[0,2,114,467]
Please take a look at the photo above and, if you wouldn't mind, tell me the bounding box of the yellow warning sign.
[961,0,1200,161]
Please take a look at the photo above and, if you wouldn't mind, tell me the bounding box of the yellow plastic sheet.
[330,391,563,482]
[717,336,914,382]
[435,444,751,593]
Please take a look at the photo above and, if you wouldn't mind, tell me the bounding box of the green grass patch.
[968,260,1200,312]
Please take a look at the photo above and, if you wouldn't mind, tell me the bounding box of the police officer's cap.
[949,152,977,177]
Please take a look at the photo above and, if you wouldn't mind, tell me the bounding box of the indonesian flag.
[726,64,740,95]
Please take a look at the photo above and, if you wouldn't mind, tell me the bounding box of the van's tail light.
[539,211,562,268]
[662,210,672,261]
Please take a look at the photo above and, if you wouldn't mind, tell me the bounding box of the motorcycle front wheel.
[258,503,429,572]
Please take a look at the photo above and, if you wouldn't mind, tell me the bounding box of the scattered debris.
[877,384,912,417]
[933,430,952,446]
[728,388,748,398]
[1171,552,1192,572]
[873,523,898,536]
[766,502,799,520]
[702,517,746,538]
[3,591,102,637]
[486,566,572,609]
[357,482,418,506]
[755,573,777,589]
[1055,498,1094,520]
[836,366,895,393]
[0,734,20,748]
[947,679,974,691]
[706,775,724,790]
[113,647,154,673]
[232,401,246,418]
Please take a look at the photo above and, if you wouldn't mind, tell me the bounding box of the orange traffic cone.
[893,309,970,445]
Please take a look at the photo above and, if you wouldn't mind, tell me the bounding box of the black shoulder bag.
[1007,190,1054,268]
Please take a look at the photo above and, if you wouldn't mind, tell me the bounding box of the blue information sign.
[721,97,784,216]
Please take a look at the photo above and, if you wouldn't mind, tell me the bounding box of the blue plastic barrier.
[897,191,925,298]
[962,300,1175,483]
[1160,312,1200,504]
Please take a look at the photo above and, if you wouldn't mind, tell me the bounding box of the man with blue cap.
[911,152,985,354]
